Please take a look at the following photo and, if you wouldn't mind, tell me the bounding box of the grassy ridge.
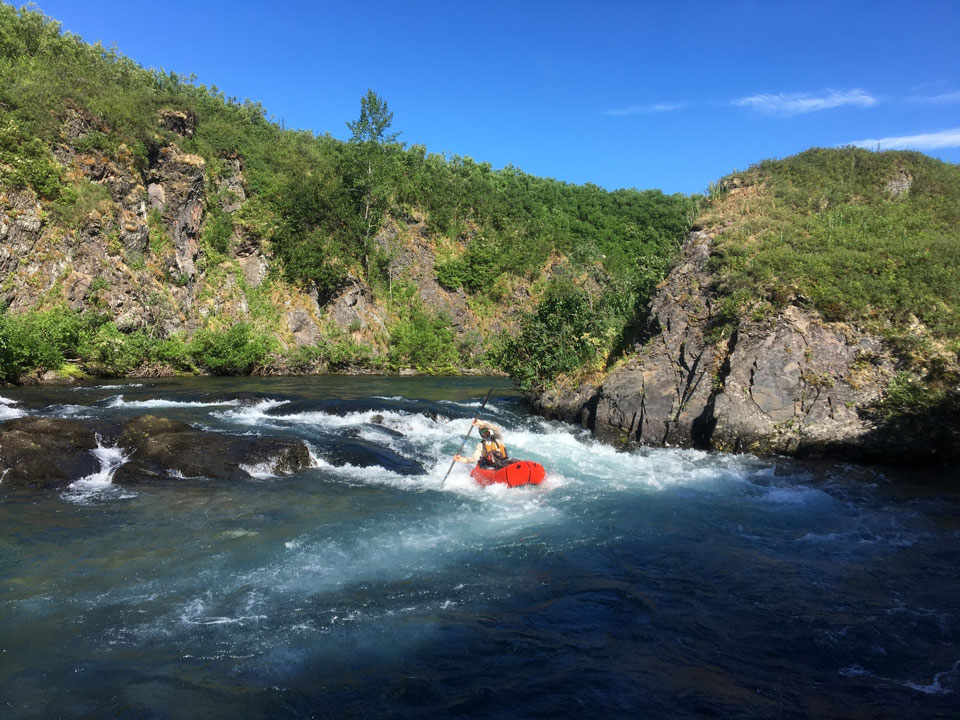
[701,147,960,427]
[704,148,960,350]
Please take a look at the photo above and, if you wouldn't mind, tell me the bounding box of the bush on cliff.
[386,285,461,372]
[495,277,629,391]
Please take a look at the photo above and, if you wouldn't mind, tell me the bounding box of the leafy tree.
[346,89,401,277]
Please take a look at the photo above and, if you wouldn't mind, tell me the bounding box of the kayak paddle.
[441,388,492,486]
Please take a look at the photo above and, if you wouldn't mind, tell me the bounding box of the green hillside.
[0,6,694,382]
[700,147,960,425]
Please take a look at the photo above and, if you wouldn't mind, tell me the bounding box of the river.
[1,376,958,718]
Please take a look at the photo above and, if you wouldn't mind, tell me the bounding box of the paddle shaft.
[441,388,493,486]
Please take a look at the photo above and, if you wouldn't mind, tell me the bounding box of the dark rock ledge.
[0,416,311,490]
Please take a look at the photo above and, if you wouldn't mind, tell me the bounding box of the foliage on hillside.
[703,148,960,346]
[701,147,960,423]
[0,6,694,383]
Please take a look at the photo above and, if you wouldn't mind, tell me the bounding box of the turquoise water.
[1,376,959,718]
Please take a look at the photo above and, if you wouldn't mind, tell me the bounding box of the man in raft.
[453,419,511,470]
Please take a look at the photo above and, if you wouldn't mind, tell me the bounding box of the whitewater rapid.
[1,377,957,718]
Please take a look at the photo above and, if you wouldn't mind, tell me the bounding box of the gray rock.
[0,415,312,490]
[158,109,196,138]
[286,309,319,346]
[115,415,311,481]
[0,418,103,488]
[533,229,915,463]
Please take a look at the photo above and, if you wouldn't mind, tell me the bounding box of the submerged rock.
[0,415,312,489]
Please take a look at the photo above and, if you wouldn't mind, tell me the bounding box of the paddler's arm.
[473,419,503,438]
[454,442,483,463]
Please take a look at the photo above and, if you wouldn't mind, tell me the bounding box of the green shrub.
[190,322,275,375]
[388,304,460,371]
[327,337,377,371]
[0,305,92,381]
[0,117,63,198]
[76,321,147,375]
[201,204,233,255]
[495,279,612,390]
[49,177,112,227]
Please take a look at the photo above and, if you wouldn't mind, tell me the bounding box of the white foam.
[71,383,144,391]
[61,440,135,504]
[180,598,266,626]
[240,460,280,479]
[440,398,508,415]
[0,395,24,420]
[215,399,292,422]
[904,659,959,694]
[106,394,242,410]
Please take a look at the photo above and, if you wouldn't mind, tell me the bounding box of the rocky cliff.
[534,224,956,465]
[0,106,502,374]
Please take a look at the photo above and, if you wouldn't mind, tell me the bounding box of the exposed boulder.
[0,417,105,488]
[114,415,311,481]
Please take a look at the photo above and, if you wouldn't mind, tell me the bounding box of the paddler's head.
[479,427,492,439]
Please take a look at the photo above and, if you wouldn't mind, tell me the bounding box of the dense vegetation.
[0,5,695,385]
[703,148,960,346]
[702,147,960,420]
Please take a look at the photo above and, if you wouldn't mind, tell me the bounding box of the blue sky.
[22,0,960,194]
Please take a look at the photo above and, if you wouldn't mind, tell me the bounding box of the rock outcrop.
[533,230,918,463]
[0,417,105,488]
[0,415,313,489]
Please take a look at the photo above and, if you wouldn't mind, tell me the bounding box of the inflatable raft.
[471,460,545,487]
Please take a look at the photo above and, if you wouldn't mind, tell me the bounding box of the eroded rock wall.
[535,230,900,462]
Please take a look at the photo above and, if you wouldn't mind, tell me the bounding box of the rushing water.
[1,376,958,719]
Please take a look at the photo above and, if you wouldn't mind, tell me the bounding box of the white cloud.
[911,90,960,104]
[734,89,877,116]
[604,102,687,116]
[845,128,960,151]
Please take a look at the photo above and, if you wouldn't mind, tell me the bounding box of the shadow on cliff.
[859,390,960,468]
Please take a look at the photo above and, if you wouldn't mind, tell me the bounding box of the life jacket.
[481,438,508,467]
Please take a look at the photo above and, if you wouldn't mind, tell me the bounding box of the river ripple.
[1,376,958,718]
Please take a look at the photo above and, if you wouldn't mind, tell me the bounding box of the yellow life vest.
[482,438,507,464]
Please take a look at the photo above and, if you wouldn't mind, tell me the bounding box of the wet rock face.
[0,418,105,488]
[0,415,312,490]
[535,230,898,462]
